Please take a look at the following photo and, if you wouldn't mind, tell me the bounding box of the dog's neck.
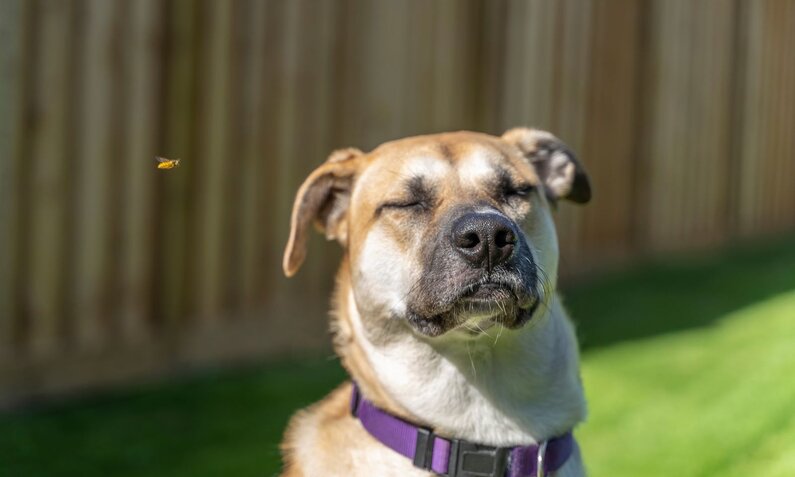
[334,267,587,448]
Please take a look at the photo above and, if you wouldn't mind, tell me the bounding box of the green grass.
[578,287,795,476]
[2,236,794,476]
[0,360,347,477]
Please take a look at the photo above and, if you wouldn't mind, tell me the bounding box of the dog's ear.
[283,148,363,277]
[502,127,591,204]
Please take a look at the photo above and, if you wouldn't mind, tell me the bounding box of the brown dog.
[280,128,591,477]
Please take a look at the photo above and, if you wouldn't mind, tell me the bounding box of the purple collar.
[350,382,575,477]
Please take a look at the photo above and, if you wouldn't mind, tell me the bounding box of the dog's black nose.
[451,212,517,271]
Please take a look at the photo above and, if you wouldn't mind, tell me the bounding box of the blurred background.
[1,0,794,476]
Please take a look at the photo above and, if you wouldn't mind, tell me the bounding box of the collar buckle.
[444,439,509,477]
[412,427,436,470]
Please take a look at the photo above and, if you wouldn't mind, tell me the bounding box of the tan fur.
[280,129,590,476]
[283,381,435,477]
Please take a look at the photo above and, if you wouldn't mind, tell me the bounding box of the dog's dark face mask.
[283,128,590,340]
[402,204,544,337]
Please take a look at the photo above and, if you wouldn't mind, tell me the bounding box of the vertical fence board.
[735,1,795,236]
[769,3,785,231]
[157,0,198,333]
[431,0,479,131]
[476,0,507,133]
[782,2,795,229]
[332,0,364,146]
[25,0,76,357]
[118,0,162,343]
[72,0,123,349]
[768,2,795,230]
[760,2,779,233]
[236,0,269,312]
[767,3,785,228]
[221,0,248,316]
[0,0,26,360]
[500,0,557,132]
[251,0,288,315]
[685,0,734,247]
[353,0,412,148]
[553,0,593,270]
[642,0,692,251]
[401,0,437,136]
[579,0,641,262]
[192,0,234,325]
[761,3,781,232]
[736,1,762,235]
[221,1,248,315]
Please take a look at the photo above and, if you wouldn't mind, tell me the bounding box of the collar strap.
[350,382,575,477]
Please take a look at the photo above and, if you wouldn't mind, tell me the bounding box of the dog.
[280,127,591,477]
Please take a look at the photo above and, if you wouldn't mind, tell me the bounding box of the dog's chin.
[406,284,540,338]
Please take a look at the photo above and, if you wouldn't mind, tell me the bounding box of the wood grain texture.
[156,0,198,333]
[236,0,269,312]
[552,0,593,269]
[72,0,123,349]
[192,0,235,325]
[25,0,76,358]
[119,0,162,343]
[734,1,795,236]
[0,0,27,360]
[499,0,558,132]
[580,0,642,262]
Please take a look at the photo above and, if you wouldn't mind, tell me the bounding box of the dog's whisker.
[493,322,504,346]
[474,319,494,340]
[466,340,477,378]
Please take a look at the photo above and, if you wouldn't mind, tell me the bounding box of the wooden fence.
[1,0,794,406]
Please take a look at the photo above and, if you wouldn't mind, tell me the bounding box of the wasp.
[155,156,181,170]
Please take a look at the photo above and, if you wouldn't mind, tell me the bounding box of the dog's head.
[283,128,590,339]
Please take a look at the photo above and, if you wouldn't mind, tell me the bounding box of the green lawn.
[2,237,794,477]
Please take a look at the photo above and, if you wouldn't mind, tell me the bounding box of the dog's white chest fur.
[350,291,587,447]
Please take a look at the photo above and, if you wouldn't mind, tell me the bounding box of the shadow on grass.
[565,235,795,352]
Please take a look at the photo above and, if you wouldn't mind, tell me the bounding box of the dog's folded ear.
[283,148,363,277]
[502,127,591,204]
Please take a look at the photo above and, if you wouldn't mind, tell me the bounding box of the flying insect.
[155,156,180,170]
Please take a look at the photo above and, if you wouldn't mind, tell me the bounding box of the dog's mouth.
[454,282,538,331]
[406,276,541,337]
[463,282,517,302]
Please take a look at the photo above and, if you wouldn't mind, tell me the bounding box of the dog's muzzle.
[405,210,542,337]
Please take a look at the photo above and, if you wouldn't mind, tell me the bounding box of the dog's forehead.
[456,147,511,188]
[358,131,537,189]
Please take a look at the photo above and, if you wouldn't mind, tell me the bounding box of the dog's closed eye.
[502,183,535,199]
[376,175,435,215]
[376,200,430,214]
[494,168,536,203]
